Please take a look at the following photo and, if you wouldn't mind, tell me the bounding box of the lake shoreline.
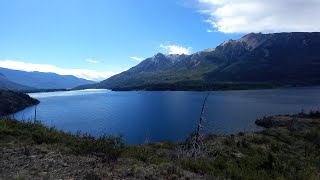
[1,112,319,179]
[73,82,320,92]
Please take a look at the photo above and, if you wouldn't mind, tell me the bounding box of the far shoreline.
[21,84,320,94]
[71,84,320,93]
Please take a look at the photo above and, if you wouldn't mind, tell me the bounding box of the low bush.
[181,159,215,175]
[124,146,169,164]
[73,134,125,162]
[0,118,125,162]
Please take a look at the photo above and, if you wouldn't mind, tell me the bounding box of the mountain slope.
[78,32,320,90]
[205,32,320,84]
[0,68,95,89]
[0,73,35,91]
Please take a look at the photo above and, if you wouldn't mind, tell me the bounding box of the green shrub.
[241,138,250,149]
[73,134,125,162]
[238,132,245,136]
[181,159,215,175]
[84,171,101,180]
[252,135,271,144]
[270,142,283,152]
[149,141,177,150]
[305,129,320,143]
[124,146,169,164]
[223,138,235,146]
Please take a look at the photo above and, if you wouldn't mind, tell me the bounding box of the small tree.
[177,91,221,159]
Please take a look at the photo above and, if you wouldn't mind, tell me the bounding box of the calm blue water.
[14,87,320,144]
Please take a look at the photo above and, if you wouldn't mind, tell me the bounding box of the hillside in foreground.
[77,32,320,91]
[1,112,319,179]
[0,90,39,116]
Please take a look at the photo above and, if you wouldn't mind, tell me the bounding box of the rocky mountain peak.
[153,53,165,59]
[165,54,187,62]
[239,32,269,50]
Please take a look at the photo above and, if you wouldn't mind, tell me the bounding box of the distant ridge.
[76,32,320,91]
[0,72,35,91]
[0,68,95,89]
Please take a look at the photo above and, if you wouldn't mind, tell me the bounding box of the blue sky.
[0,0,319,81]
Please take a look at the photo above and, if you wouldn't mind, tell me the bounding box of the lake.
[14,87,320,144]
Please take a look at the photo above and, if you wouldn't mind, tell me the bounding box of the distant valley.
[76,32,320,91]
[0,68,95,91]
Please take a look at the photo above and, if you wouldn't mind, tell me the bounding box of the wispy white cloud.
[129,56,144,62]
[85,59,99,64]
[197,0,320,33]
[207,29,214,33]
[160,44,192,55]
[0,60,119,81]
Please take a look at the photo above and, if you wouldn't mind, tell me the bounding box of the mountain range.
[0,72,35,91]
[76,32,320,91]
[0,68,95,90]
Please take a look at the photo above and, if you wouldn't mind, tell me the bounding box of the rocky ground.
[0,118,205,180]
[0,143,204,180]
